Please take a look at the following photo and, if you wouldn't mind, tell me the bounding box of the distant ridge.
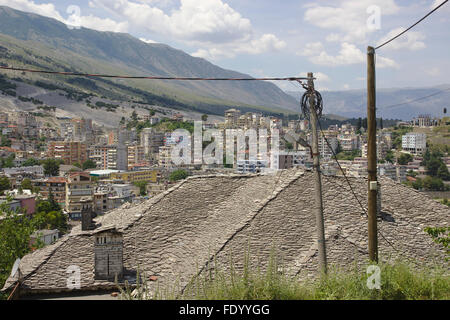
[0,5,298,116]
[286,86,450,120]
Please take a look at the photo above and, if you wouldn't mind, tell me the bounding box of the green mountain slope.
[0,5,297,116]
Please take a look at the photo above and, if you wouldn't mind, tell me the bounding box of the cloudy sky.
[1,0,449,91]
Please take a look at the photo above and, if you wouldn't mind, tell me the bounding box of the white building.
[402,133,427,155]
[317,135,338,160]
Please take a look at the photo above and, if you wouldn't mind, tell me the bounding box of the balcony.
[69,189,93,196]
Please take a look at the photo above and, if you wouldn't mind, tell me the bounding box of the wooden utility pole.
[308,72,327,274]
[367,47,378,263]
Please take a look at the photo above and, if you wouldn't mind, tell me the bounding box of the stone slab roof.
[2,170,449,295]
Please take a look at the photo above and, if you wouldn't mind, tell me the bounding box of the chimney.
[94,229,124,280]
[81,198,95,231]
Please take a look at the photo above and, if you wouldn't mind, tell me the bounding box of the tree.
[0,154,15,168]
[362,118,368,130]
[201,114,208,122]
[423,176,444,191]
[0,199,36,290]
[20,178,32,191]
[385,150,395,164]
[437,162,450,181]
[0,176,11,195]
[33,210,67,233]
[285,141,293,150]
[131,110,138,121]
[37,192,61,213]
[379,118,383,130]
[149,109,156,116]
[398,153,413,165]
[21,158,40,167]
[424,227,449,261]
[42,159,60,176]
[426,158,443,177]
[169,169,189,182]
[356,118,362,131]
[412,178,423,190]
[0,135,11,147]
[82,160,97,170]
[133,181,148,197]
[406,170,418,178]
[73,162,82,169]
[335,142,343,155]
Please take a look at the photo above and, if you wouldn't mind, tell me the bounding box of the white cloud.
[377,27,426,50]
[0,0,129,33]
[299,42,398,69]
[139,37,158,44]
[0,0,65,21]
[192,33,286,60]
[304,0,400,43]
[299,72,330,83]
[90,0,252,43]
[78,15,129,32]
[431,0,449,9]
[90,0,285,60]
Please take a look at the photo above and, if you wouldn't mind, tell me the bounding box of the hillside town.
[0,108,449,246]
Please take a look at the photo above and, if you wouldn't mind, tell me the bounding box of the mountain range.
[286,85,450,121]
[0,5,297,123]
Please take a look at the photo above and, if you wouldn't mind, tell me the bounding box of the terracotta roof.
[0,147,19,153]
[46,177,68,183]
[2,170,448,295]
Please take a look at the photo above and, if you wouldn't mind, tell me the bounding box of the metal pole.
[367,47,378,263]
[308,72,327,274]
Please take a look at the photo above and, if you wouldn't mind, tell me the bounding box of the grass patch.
[117,252,449,300]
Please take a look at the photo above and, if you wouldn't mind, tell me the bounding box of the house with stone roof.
[1,169,448,298]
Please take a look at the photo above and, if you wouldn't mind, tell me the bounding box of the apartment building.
[89,144,128,171]
[65,172,94,220]
[159,146,173,169]
[33,177,68,207]
[127,145,145,170]
[47,141,87,165]
[224,109,241,128]
[140,128,165,157]
[402,133,427,155]
[317,133,338,160]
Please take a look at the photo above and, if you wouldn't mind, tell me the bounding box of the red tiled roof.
[46,177,68,183]
[0,147,19,153]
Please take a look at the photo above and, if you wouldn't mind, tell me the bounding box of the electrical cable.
[380,87,450,109]
[375,0,448,50]
[304,89,422,263]
[0,65,308,82]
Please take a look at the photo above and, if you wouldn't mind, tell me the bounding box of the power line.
[316,119,367,216]
[380,87,450,109]
[317,115,423,264]
[375,0,448,50]
[0,65,308,82]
